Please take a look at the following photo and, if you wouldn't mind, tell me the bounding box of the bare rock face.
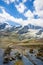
[15,52,23,60]
[3,46,16,64]
[3,46,12,64]
[3,46,11,56]
[3,54,10,64]
[29,48,34,53]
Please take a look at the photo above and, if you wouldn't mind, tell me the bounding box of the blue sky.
[0,0,34,19]
[0,0,43,26]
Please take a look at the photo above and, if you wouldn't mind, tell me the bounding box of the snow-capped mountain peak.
[0,22,11,30]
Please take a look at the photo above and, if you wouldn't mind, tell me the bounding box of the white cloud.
[26,18,43,27]
[2,0,27,13]
[0,6,25,26]
[34,0,43,18]
[2,0,20,4]
[22,0,27,3]
[34,0,43,11]
[2,0,27,4]
[2,0,15,4]
[24,10,34,19]
[2,0,43,19]
[0,6,43,27]
[15,3,27,13]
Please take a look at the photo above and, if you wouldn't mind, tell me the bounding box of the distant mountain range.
[0,22,9,30]
[0,22,22,32]
[0,22,43,39]
[17,24,43,34]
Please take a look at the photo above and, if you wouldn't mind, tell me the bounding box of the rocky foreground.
[0,46,43,65]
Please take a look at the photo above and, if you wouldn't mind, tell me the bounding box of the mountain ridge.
[0,22,43,39]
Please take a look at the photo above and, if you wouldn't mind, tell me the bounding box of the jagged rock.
[15,52,22,60]
[3,46,11,56]
[3,54,10,64]
[3,46,12,64]
[29,48,34,53]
